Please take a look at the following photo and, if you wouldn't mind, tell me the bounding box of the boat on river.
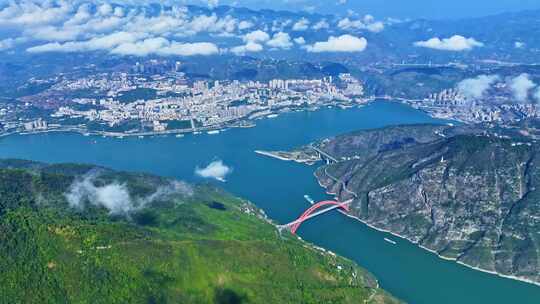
[304,194,315,205]
[384,238,397,245]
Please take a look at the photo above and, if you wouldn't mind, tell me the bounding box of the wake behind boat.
[384,238,397,245]
[304,194,315,205]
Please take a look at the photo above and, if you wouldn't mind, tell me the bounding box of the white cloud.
[1,1,243,56]
[366,22,384,33]
[271,19,292,32]
[188,14,237,35]
[414,35,483,51]
[230,41,264,55]
[97,3,113,16]
[207,0,220,8]
[24,25,82,42]
[0,1,74,27]
[509,74,536,102]
[65,171,192,215]
[306,34,367,53]
[266,32,293,49]
[312,20,329,30]
[243,30,270,43]
[292,18,310,31]
[27,31,145,53]
[67,178,134,214]
[238,20,254,30]
[515,42,525,49]
[113,7,124,18]
[337,18,359,29]
[0,38,15,51]
[294,36,306,45]
[64,3,92,26]
[195,160,232,182]
[28,33,219,57]
[457,75,499,99]
[114,38,219,56]
[337,16,384,33]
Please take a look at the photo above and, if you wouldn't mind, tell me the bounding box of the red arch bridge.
[278,199,353,234]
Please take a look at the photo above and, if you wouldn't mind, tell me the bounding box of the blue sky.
[214,0,540,19]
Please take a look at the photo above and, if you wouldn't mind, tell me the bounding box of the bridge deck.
[280,200,352,229]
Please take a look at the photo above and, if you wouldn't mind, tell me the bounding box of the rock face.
[312,124,540,284]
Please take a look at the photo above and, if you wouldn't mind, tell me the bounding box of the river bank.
[1,101,538,304]
[309,149,540,288]
[262,144,540,287]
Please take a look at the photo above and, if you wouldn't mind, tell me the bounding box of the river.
[0,101,538,303]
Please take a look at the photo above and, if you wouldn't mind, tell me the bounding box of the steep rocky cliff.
[312,124,540,285]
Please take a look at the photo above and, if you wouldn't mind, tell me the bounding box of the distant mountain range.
[2,3,540,64]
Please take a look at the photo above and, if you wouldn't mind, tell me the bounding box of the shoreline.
[254,150,318,165]
[340,209,540,287]
[315,170,540,288]
[1,100,371,140]
[254,150,292,162]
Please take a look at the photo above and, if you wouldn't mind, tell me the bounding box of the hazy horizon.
[203,0,540,19]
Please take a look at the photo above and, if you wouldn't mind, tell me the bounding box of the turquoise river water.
[0,101,539,303]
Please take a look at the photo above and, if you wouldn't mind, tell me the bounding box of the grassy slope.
[0,160,400,304]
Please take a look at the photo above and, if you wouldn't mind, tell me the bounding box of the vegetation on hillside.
[0,160,400,304]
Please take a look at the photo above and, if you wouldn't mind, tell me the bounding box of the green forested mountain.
[0,159,399,304]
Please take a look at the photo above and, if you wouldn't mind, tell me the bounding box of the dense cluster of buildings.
[41,71,365,133]
[23,118,48,131]
[409,85,540,124]
[8,58,540,135]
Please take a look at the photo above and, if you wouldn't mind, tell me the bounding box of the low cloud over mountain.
[414,35,483,51]
[195,160,233,182]
[306,35,367,53]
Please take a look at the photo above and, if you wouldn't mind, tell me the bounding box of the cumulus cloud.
[243,30,270,43]
[457,75,499,99]
[266,32,293,49]
[312,20,329,30]
[230,41,263,55]
[0,0,73,27]
[0,1,240,57]
[414,35,483,51]
[65,171,192,215]
[195,160,233,182]
[28,31,219,57]
[238,20,254,30]
[271,19,292,32]
[294,36,306,45]
[337,15,384,33]
[207,0,219,8]
[509,74,536,103]
[515,42,525,49]
[27,31,144,53]
[187,14,237,35]
[292,18,310,31]
[306,34,367,53]
[112,38,219,56]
